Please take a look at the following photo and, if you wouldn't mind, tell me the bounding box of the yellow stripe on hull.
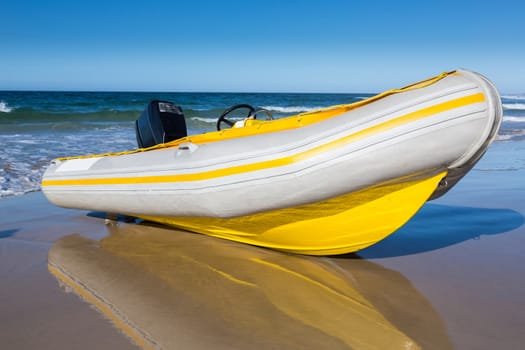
[138,171,447,255]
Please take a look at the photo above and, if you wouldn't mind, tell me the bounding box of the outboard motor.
[135,100,187,148]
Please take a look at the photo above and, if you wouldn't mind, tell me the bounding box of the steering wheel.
[217,104,255,131]
[248,109,274,121]
[216,105,274,131]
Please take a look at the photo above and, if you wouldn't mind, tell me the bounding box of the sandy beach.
[0,141,524,349]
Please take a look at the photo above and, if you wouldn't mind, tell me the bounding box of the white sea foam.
[260,105,322,113]
[497,129,525,141]
[502,94,525,100]
[190,117,218,123]
[502,116,525,123]
[502,103,525,110]
[0,101,13,113]
[0,189,15,197]
[0,125,137,198]
[497,134,515,141]
[15,139,38,144]
[190,116,246,124]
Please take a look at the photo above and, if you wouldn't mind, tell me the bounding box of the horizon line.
[0,88,377,95]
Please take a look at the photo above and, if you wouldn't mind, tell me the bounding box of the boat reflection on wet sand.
[48,222,453,350]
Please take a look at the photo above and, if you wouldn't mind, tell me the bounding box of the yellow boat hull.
[138,171,446,255]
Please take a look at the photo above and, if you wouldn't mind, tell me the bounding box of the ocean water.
[0,91,524,198]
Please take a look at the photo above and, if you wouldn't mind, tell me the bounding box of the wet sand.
[1,153,524,349]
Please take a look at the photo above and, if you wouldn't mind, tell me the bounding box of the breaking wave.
[260,105,323,113]
[0,101,13,113]
[502,103,525,110]
[190,117,218,124]
[497,129,525,141]
[502,94,525,100]
[502,116,525,123]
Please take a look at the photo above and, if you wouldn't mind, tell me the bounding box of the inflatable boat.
[41,69,502,255]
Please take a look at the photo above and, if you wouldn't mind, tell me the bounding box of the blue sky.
[1,0,524,93]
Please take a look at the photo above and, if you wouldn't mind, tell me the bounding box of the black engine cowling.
[135,100,187,148]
